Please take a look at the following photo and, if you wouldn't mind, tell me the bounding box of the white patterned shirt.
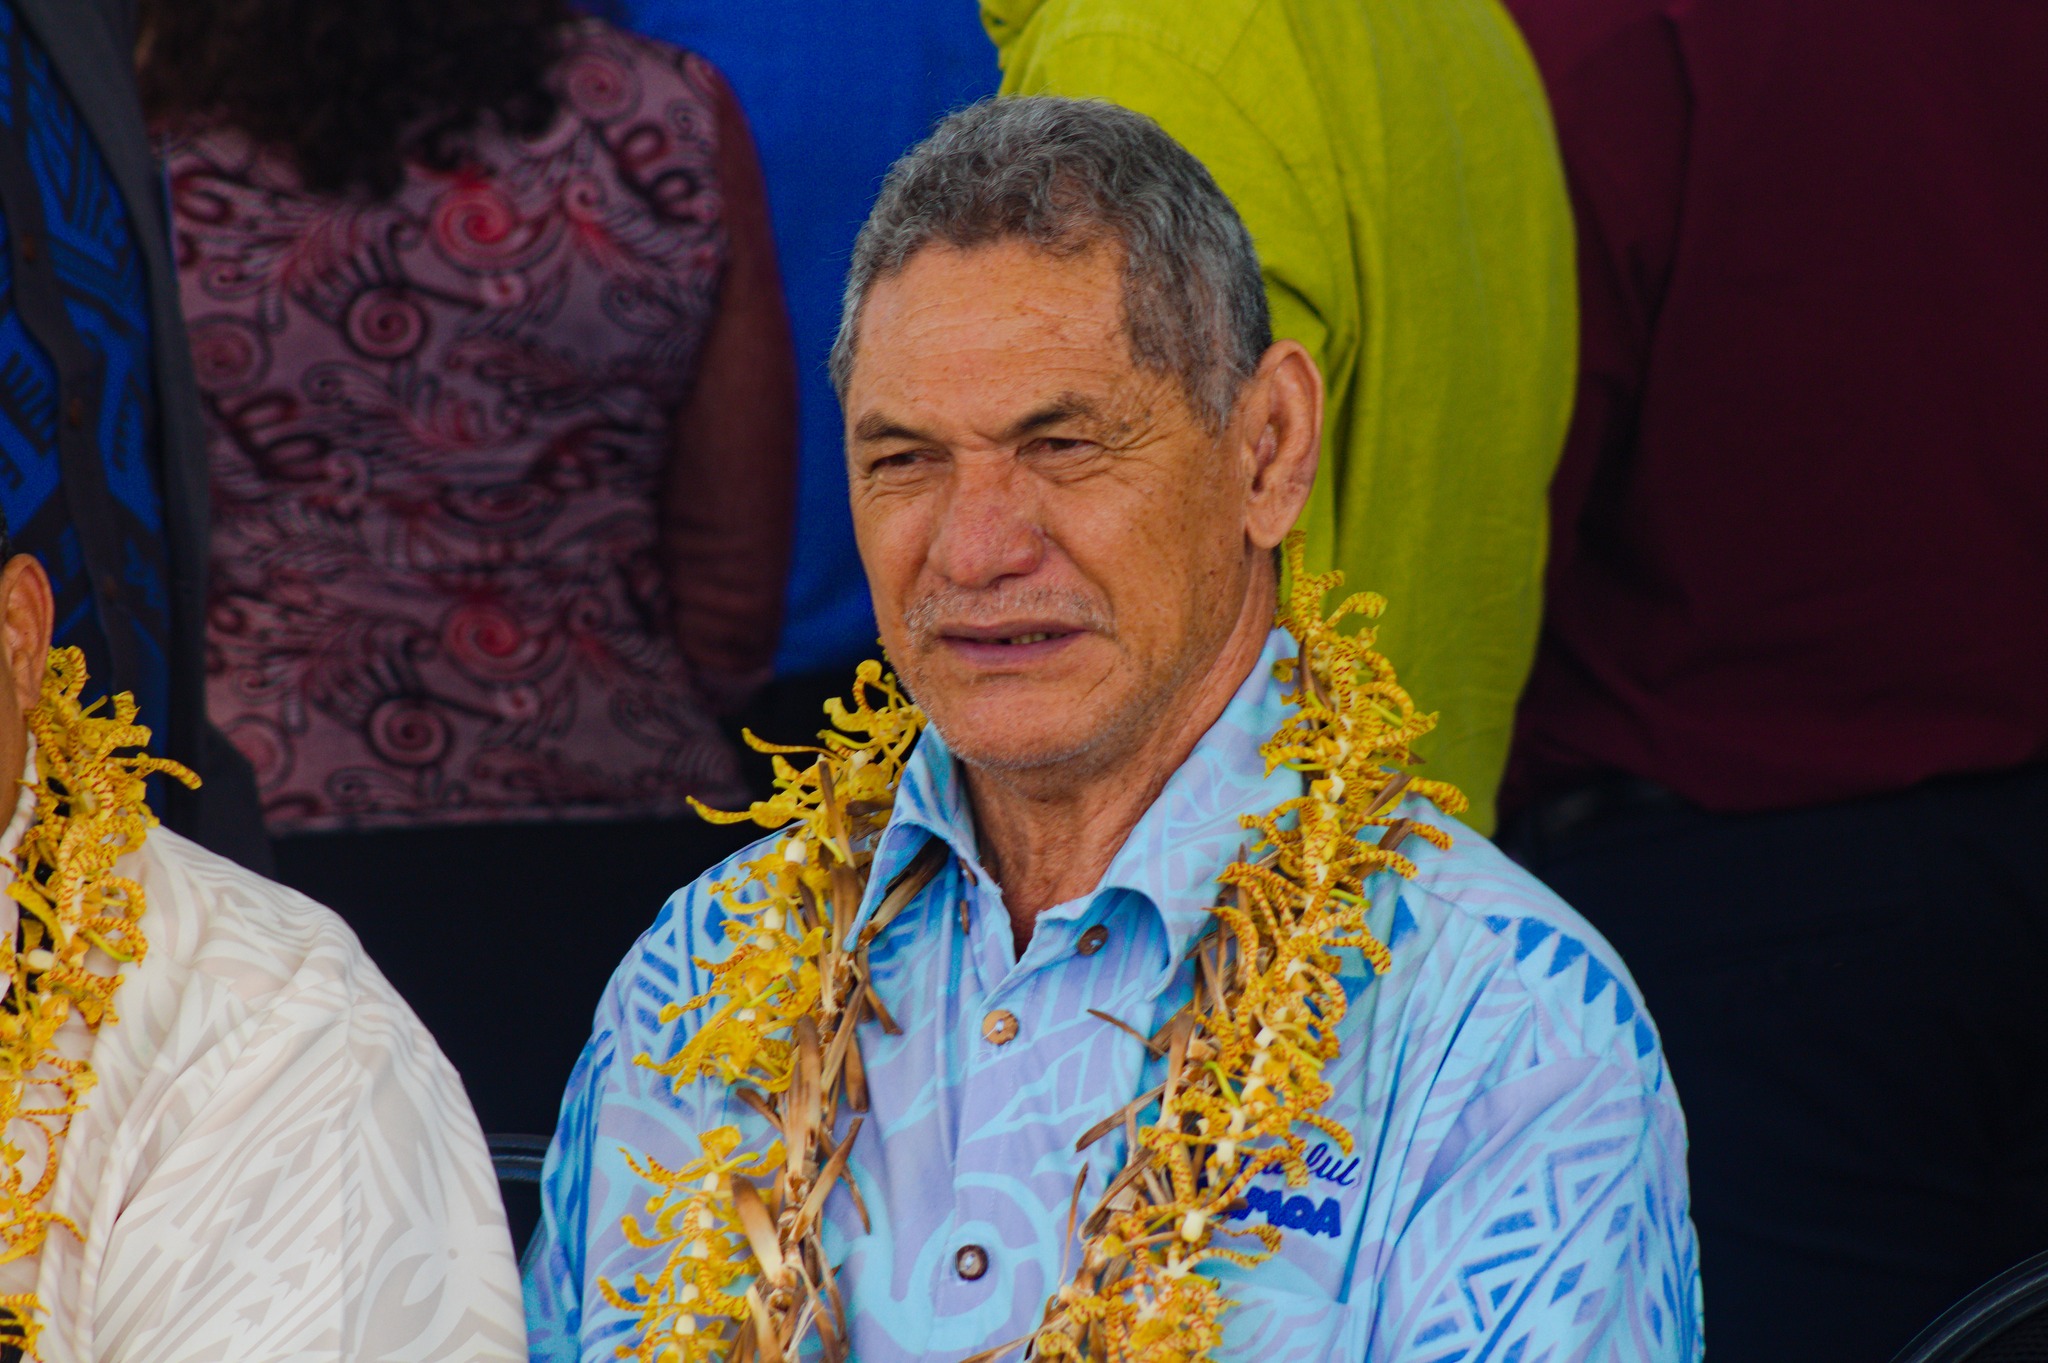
[0,764,526,1361]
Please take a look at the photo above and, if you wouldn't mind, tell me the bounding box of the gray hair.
[828,96,1272,429]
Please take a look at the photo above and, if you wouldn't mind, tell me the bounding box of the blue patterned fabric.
[527,628,1704,1361]
[0,0,168,735]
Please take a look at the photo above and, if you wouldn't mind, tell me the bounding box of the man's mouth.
[934,623,1087,658]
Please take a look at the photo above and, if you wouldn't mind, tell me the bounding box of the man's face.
[843,238,1262,779]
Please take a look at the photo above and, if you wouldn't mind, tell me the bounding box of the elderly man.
[526,99,1698,1363]
[0,532,524,1358]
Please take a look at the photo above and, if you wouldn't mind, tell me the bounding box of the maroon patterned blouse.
[168,21,764,831]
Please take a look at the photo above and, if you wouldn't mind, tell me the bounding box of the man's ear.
[0,555,54,718]
[1238,339,1323,551]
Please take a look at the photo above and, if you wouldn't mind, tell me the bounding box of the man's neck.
[963,582,1276,956]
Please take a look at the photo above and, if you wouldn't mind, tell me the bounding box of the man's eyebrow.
[1000,393,1101,442]
[851,412,930,444]
[851,393,1106,447]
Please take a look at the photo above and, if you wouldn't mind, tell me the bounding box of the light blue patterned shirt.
[526,629,1703,1362]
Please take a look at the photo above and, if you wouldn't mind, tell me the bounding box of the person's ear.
[0,555,54,718]
[1237,339,1323,551]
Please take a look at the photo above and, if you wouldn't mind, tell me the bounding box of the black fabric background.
[1507,763,2048,1363]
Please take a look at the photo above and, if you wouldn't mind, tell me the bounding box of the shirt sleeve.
[522,946,629,1363]
[1362,923,1702,1361]
[524,887,715,1363]
[1505,0,1690,578]
[90,968,528,1363]
[1385,1075,1697,1360]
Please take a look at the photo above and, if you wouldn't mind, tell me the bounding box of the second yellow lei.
[605,539,1464,1363]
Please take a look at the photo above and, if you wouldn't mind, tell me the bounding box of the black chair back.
[1894,1250,2048,1363]
[486,1132,551,1269]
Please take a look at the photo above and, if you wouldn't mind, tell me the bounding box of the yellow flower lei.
[0,647,196,1360]
[604,537,1464,1363]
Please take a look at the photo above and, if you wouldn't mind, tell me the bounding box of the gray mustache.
[902,586,1113,645]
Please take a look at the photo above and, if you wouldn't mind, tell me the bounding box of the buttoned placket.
[925,868,1180,1337]
[778,633,1355,1356]
[929,862,1016,1318]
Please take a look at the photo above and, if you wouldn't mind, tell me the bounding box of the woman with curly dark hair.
[141,0,799,1138]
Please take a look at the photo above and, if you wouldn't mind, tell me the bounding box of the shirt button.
[982,1010,1018,1045]
[64,395,87,430]
[955,1244,989,1281]
[1077,925,1109,956]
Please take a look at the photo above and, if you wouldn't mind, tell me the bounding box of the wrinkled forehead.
[844,238,1174,440]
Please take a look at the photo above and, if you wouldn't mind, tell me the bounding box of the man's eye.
[1025,437,1094,459]
[869,450,931,475]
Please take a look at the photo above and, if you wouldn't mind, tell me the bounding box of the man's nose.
[927,456,1044,589]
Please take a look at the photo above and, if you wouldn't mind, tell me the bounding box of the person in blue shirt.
[0,0,263,865]
[618,0,996,688]
[527,98,1702,1362]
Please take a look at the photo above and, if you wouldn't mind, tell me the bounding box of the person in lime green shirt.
[985,0,1575,832]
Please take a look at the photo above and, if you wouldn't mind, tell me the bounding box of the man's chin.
[900,645,1149,777]
[923,702,1111,777]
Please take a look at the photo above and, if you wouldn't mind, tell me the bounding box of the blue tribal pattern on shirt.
[526,629,1705,1362]
[0,0,169,737]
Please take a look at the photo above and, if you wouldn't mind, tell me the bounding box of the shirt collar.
[855,629,1303,982]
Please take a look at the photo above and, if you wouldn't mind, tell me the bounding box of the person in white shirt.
[0,540,524,1360]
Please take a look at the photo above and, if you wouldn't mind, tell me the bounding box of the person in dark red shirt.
[1497,1,2048,1358]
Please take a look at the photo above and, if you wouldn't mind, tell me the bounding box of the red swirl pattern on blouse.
[171,20,748,831]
